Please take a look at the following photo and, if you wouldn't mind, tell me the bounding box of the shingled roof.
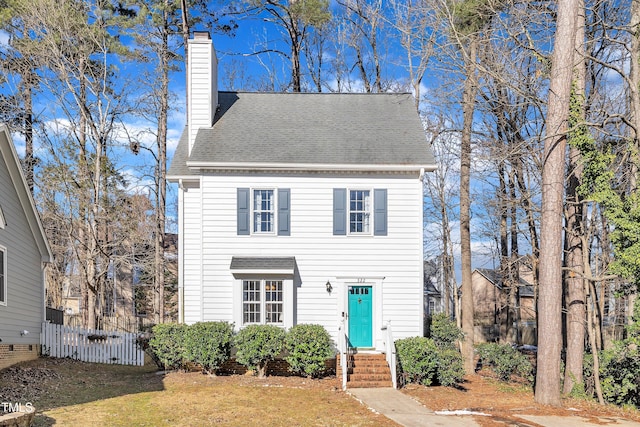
[168,91,435,177]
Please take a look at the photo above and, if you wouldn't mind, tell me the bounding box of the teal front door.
[348,286,373,348]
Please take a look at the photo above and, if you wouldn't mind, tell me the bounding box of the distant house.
[0,125,52,369]
[472,266,536,345]
[167,31,436,365]
[424,260,444,317]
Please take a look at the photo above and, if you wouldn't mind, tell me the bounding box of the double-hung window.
[349,190,370,234]
[253,189,275,233]
[0,246,6,305]
[242,279,283,325]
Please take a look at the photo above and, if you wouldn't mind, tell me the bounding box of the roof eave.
[167,174,200,183]
[185,161,438,173]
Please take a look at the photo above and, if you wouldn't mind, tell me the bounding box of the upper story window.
[349,190,370,234]
[253,189,275,233]
[333,188,387,236]
[0,247,6,305]
[237,188,290,236]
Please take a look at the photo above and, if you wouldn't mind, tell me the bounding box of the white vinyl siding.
[183,172,424,349]
[181,182,203,324]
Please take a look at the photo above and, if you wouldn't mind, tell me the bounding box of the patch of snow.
[435,410,491,417]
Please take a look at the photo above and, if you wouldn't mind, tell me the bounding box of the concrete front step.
[347,380,393,388]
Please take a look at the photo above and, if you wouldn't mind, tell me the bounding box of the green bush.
[234,324,286,378]
[475,343,533,383]
[148,323,188,370]
[595,338,640,407]
[284,324,335,378]
[183,321,234,375]
[395,337,439,386]
[429,313,464,350]
[435,348,466,387]
[581,303,640,408]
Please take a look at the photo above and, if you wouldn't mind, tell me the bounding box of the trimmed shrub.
[234,324,286,378]
[395,337,439,386]
[183,321,234,375]
[284,324,335,378]
[435,348,466,387]
[148,323,188,370]
[475,343,533,383]
[429,313,464,350]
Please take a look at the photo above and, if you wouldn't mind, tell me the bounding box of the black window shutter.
[333,188,347,235]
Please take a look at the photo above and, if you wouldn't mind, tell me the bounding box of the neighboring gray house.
[0,125,52,369]
[168,31,436,377]
[423,260,444,316]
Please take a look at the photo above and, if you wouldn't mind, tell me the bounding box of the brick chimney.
[187,31,218,156]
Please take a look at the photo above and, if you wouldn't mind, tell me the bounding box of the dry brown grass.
[1,358,398,426]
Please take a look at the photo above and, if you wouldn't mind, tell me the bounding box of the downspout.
[178,179,185,323]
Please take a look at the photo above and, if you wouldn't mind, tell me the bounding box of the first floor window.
[0,247,5,304]
[243,279,283,324]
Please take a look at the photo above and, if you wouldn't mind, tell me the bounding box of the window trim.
[252,188,276,235]
[348,189,372,235]
[233,275,294,330]
[0,245,6,306]
[241,279,284,325]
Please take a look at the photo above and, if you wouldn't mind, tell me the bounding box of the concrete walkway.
[348,388,480,427]
[348,388,640,427]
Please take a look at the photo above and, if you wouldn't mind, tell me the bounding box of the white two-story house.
[168,32,436,355]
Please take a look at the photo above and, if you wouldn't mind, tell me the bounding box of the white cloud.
[0,30,9,47]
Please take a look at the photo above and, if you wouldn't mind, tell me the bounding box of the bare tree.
[236,0,330,92]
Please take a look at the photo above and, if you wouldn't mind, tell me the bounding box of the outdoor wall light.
[20,330,29,336]
[325,281,332,293]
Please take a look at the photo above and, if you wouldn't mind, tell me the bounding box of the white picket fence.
[41,322,144,366]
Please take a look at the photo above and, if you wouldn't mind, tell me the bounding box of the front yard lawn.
[0,358,398,426]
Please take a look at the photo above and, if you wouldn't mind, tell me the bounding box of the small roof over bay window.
[230,256,296,278]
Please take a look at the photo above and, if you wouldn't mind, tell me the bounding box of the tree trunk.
[586,279,605,404]
[535,0,579,406]
[460,34,478,375]
[154,4,170,324]
[627,0,640,326]
[563,0,586,395]
[180,0,190,122]
[22,70,34,194]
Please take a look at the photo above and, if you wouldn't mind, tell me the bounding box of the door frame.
[337,276,385,351]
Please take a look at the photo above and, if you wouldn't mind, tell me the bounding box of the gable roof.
[473,268,535,297]
[169,91,436,177]
[0,125,52,263]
